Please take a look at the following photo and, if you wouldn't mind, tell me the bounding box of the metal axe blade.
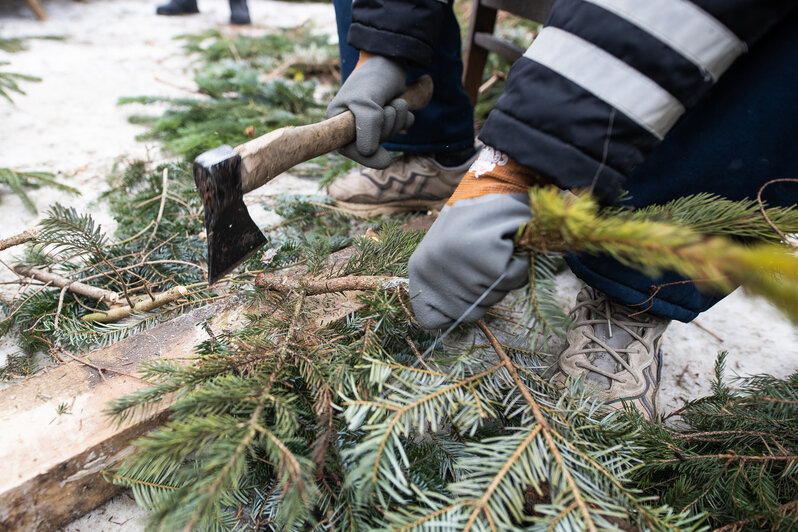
[194,145,267,285]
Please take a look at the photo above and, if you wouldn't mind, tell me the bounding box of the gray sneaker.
[550,287,668,420]
[327,151,478,217]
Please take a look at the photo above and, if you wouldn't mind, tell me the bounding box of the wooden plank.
[463,0,499,107]
[0,298,250,531]
[0,286,367,530]
[462,0,555,106]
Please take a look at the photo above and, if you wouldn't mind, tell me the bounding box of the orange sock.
[447,146,551,205]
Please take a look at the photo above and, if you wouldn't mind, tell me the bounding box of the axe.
[193,75,433,286]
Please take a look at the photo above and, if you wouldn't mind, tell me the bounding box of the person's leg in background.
[155,0,199,16]
[552,11,798,418]
[329,0,477,215]
[155,0,250,25]
[228,0,250,25]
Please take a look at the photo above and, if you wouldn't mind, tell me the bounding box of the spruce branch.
[634,355,798,529]
[476,320,595,531]
[712,500,798,532]
[519,187,798,323]
[184,292,312,531]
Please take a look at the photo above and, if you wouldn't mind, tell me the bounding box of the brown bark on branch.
[14,265,119,305]
[81,285,188,323]
[255,273,407,295]
[0,229,37,252]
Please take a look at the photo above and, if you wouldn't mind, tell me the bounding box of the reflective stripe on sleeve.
[524,26,685,139]
[584,0,746,80]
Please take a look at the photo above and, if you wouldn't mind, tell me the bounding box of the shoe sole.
[333,198,447,218]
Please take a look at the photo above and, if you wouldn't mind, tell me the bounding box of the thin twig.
[66,352,143,381]
[478,69,505,96]
[78,259,206,284]
[757,178,798,247]
[228,41,242,62]
[668,430,782,442]
[690,319,725,343]
[52,343,146,382]
[0,229,36,251]
[255,273,407,295]
[53,285,68,328]
[81,285,188,323]
[654,453,798,464]
[14,266,119,304]
[712,499,798,532]
[405,336,430,370]
[153,76,203,95]
[143,167,169,257]
[107,220,154,248]
[71,292,107,313]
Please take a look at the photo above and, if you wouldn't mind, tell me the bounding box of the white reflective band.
[585,0,745,80]
[524,27,684,139]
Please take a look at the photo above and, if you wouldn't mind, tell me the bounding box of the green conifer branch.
[519,187,798,323]
[633,354,798,529]
[0,61,41,102]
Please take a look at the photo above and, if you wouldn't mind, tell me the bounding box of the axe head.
[193,145,267,286]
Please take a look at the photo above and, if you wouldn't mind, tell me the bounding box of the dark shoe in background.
[155,0,199,15]
[229,0,251,24]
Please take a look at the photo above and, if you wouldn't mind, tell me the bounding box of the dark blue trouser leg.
[332,0,475,154]
[566,12,798,322]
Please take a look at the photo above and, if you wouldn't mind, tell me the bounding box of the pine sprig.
[110,294,335,530]
[36,204,109,262]
[609,192,798,243]
[525,252,571,338]
[634,354,798,530]
[519,187,798,323]
[0,61,41,102]
[0,168,80,213]
[118,27,339,162]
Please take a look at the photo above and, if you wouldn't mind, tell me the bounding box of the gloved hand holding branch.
[409,145,551,330]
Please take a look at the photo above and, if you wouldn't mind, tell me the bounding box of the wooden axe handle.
[237,74,433,194]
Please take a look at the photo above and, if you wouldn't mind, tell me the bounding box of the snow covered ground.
[1,0,796,529]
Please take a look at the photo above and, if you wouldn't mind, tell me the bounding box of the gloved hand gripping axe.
[192,75,433,285]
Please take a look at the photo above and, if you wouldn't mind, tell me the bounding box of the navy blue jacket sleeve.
[348,0,448,68]
[479,0,797,203]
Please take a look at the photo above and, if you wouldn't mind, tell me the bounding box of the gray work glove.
[408,193,532,330]
[326,55,414,169]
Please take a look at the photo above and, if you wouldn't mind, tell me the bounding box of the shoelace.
[565,290,660,383]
